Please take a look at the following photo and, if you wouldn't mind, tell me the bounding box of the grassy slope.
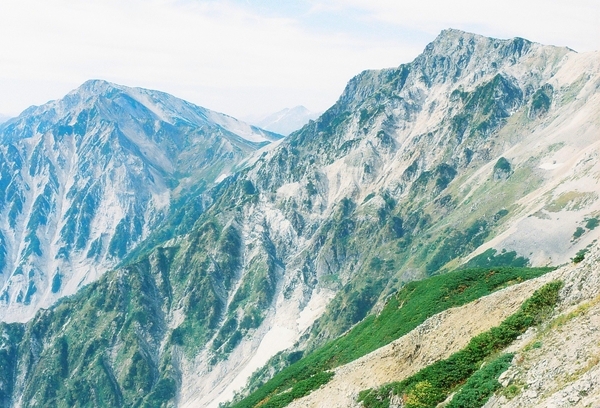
[359,280,563,408]
[228,266,553,408]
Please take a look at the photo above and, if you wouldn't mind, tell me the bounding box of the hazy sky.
[1,0,599,119]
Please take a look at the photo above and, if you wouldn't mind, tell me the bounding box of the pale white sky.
[0,0,598,119]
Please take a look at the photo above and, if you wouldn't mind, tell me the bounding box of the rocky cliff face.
[0,80,280,322]
[487,246,600,407]
[0,29,599,408]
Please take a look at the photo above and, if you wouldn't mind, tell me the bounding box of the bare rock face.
[0,80,281,322]
[484,247,600,407]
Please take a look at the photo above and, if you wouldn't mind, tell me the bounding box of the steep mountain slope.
[285,246,600,408]
[0,80,281,322]
[254,106,321,136]
[285,270,559,407]
[0,29,599,408]
[212,30,600,406]
[229,265,553,408]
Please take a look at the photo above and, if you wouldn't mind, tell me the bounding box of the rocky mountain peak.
[0,81,281,322]
[426,28,535,59]
[414,29,573,88]
[44,79,125,115]
[74,78,118,95]
[331,28,573,126]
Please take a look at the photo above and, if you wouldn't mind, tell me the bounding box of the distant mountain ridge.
[252,106,321,136]
[0,80,281,322]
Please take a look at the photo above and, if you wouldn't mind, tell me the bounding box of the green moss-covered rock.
[529,84,553,118]
[493,157,512,180]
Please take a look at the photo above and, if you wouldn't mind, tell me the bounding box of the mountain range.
[251,106,321,136]
[0,28,599,408]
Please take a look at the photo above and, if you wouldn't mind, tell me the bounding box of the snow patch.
[297,289,335,333]
[208,326,297,408]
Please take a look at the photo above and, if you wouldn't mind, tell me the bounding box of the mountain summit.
[0,81,281,322]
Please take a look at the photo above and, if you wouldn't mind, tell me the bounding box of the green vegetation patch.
[424,218,491,274]
[358,280,563,408]
[529,84,553,118]
[545,191,598,213]
[0,323,24,406]
[493,157,511,174]
[560,74,587,105]
[573,249,587,264]
[573,227,586,240]
[255,371,334,408]
[227,266,553,408]
[585,216,599,230]
[446,353,513,408]
[462,249,529,269]
[450,74,522,140]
